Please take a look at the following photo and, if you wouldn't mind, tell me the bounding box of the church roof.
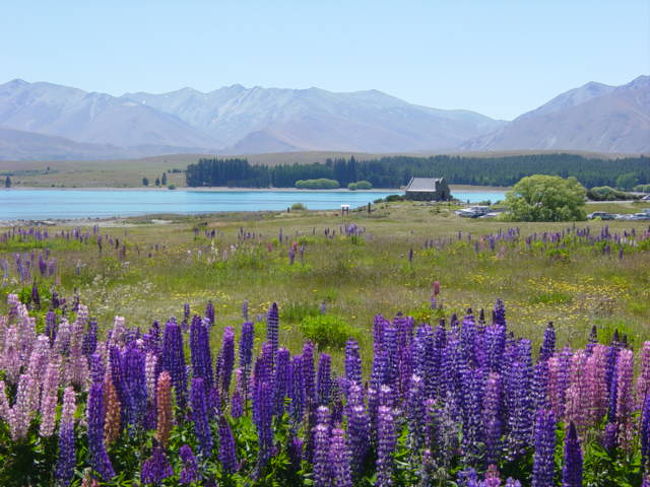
[405,177,444,192]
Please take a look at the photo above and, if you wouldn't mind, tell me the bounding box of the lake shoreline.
[3,184,510,192]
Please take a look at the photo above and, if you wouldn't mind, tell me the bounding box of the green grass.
[1,200,649,367]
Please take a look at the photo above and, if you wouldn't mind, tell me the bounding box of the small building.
[404,177,451,201]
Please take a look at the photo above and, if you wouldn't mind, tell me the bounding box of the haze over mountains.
[0,75,647,160]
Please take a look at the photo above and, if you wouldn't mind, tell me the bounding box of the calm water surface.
[0,189,506,220]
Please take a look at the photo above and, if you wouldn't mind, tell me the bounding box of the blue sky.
[1,0,648,120]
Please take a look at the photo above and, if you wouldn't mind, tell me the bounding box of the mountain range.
[0,75,647,160]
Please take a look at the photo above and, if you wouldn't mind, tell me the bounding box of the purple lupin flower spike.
[267,302,279,364]
[190,377,213,457]
[254,380,273,468]
[218,416,239,473]
[141,446,173,485]
[179,444,199,484]
[205,300,215,326]
[87,379,115,481]
[344,339,362,388]
[539,322,556,361]
[55,422,76,486]
[302,342,316,407]
[562,422,583,487]
[329,427,353,487]
[239,321,255,399]
[483,372,503,466]
[161,320,187,410]
[190,316,214,390]
[289,355,305,423]
[221,326,235,396]
[317,353,332,406]
[641,393,650,468]
[532,408,556,487]
[347,386,370,476]
[376,405,396,487]
[273,347,290,416]
[406,374,426,449]
[313,406,331,487]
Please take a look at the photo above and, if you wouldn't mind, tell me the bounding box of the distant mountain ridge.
[462,75,650,153]
[0,76,647,160]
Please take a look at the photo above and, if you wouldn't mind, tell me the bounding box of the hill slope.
[462,76,650,153]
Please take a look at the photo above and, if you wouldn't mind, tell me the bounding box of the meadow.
[0,200,649,485]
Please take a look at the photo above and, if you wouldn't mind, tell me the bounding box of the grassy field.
[0,148,635,188]
[1,200,648,371]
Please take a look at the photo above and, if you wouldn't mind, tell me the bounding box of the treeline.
[185,154,650,189]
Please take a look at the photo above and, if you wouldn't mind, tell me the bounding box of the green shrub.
[167,184,177,190]
[290,202,307,210]
[634,184,650,192]
[348,180,373,190]
[299,314,357,348]
[295,178,340,189]
[587,186,639,201]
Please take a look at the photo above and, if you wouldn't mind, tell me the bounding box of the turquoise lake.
[0,189,506,220]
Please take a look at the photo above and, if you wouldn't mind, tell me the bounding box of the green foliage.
[295,178,340,189]
[290,202,307,211]
[615,172,638,191]
[504,175,587,221]
[167,184,176,190]
[299,314,357,348]
[587,186,639,201]
[142,177,149,186]
[634,183,650,192]
[186,154,650,189]
[348,180,373,190]
[4,176,11,188]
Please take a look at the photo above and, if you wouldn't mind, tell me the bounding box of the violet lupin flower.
[344,339,362,388]
[347,402,370,477]
[221,326,235,396]
[218,416,239,473]
[289,355,305,423]
[190,377,213,457]
[562,422,583,487]
[642,393,650,468]
[190,316,214,390]
[267,302,279,363]
[483,372,503,466]
[205,300,215,326]
[141,446,173,485]
[531,359,550,413]
[87,378,115,481]
[539,322,556,362]
[406,374,426,449]
[179,444,199,484]
[302,342,316,407]
[253,379,273,467]
[82,319,98,359]
[531,408,556,487]
[161,320,187,409]
[55,387,77,487]
[273,347,291,416]
[329,427,353,487]
[239,321,255,398]
[376,405,396,487]
[317,353,332,406]
[124,343,147,430]
[312,406,331,487]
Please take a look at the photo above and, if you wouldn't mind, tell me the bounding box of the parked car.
[629,213,650,221]
[455,206,491,218]
[587,212,616,220]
